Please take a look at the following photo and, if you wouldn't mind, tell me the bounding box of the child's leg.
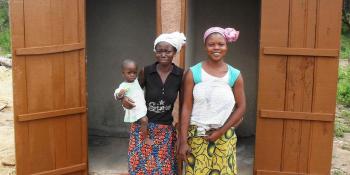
[139,116,153,145]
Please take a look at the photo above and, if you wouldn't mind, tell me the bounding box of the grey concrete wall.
[86,0,156,137]
[185,0,260,137]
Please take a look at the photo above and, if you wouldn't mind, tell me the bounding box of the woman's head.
[153,32,186,66]
[203,27,239,61]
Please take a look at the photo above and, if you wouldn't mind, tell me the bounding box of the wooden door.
[10,0,87,174]
[255,0,342,174]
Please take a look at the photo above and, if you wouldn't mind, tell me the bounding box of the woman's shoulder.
[172,63,184,75]
[226,63,240,72]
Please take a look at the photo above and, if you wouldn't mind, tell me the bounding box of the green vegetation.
[335,107,350,138]
[0,0,10,55]
[340,28,350,60]
[337,66,350,107]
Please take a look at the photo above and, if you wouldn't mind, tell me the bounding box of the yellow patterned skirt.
[185,125,237,175]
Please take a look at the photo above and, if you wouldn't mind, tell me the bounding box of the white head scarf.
[153,32,186,53]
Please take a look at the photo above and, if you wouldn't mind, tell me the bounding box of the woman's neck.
[156,63,173,73]
[205,59,226,68]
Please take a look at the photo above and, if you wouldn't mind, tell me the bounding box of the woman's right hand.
[121,96,135,109]
[178,142,191,162]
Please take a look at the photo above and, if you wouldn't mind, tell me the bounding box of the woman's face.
[205,33,228,62]
[155,42,176,66]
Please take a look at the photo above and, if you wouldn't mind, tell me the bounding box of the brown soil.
[0,66,15,175]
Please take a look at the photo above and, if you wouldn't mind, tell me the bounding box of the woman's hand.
[121,96,135,109]
[178,142,191,162]
[205,129,224,142]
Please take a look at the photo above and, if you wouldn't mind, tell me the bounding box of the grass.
[335,106,350,138]
[341,32,350,60]
[341,21,350,60]
[332,169,347,175]
[0,28,10,55]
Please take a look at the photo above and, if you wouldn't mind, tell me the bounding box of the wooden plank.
[260,110,334,121]
[49,0,67,170]
[9,0,30,174]
[179,0,186,68]
[63,1,85,175]
[16,43,84,56]
[309,0,342,174]
[25,1,56,173]
[66,115,83,165]
[17,107,86,122]
[26,55,54,112]
[256,170,305,175]
[255,0,289,172]
[78,0,88,174]
[282,0,316,172]
[29,120,55,173]
[24,0,51,47]
[31,163,86,175]
[263,47,338,57]
[298,0,317,172]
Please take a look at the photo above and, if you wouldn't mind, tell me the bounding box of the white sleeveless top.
[190,68,236,130]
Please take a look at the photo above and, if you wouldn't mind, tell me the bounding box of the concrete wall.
[86,0,156,137]
[86,0,260,137]
[185,0,260,136]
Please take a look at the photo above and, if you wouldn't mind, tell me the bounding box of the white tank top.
[190,69,236,130]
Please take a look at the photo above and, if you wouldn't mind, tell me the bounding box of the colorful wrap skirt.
[128,122,178,175]
[185,126,237,175]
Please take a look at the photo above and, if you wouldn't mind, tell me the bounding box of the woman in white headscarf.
[120,32,186,175]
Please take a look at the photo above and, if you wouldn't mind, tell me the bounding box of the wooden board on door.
[254,0,342,174]
[10,0,87,174]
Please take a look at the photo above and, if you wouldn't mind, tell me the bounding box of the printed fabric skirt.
[128,122,178,175]
[185,125,237,175]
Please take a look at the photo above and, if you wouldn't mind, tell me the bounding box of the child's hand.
[117,89,127,98]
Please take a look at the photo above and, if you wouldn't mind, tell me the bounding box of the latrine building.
[10,0,342,174]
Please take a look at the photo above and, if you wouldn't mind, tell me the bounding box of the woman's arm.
[205,74,246,142]
[138,68,145,88]
[178,70,195,161]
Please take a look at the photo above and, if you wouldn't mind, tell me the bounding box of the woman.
[178,27,246,175]
[121,32,186,175]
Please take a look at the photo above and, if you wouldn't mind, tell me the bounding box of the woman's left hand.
[205,129,224,142]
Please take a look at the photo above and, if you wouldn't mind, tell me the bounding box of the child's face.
[122,63,137,83]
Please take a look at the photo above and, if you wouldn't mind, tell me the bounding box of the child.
[114,59,153,145]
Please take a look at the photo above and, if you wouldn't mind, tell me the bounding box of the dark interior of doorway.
[86,0,156,174]
[86,0,259,174]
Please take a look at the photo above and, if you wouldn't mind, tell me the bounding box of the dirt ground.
[0,66,15,175]
[0,64,349,175]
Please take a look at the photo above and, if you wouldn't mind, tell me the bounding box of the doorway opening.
[185,0,260,173]
[86,0,260,174]
[86,0,156,174]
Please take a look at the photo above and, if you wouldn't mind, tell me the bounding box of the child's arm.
[114,83,128,100]
[115,89,127,100]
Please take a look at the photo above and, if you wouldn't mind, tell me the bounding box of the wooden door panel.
[255,0,289,171]
[10,0,87,174]
[308,0,342,173]
[255,0,342,174]
[282,0,316,172]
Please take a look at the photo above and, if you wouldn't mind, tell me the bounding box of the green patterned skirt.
[185,125,237,175]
